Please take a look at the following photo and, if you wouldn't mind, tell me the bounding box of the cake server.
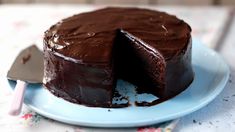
[7,45,43,116]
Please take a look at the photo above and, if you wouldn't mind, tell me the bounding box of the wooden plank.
[1,0,31,3]
[148,0,158,5]
[215,9,235,50]
[33,0,87,4]
[157,0,213,5]
[221,0,235,5]
[93,0,149,5]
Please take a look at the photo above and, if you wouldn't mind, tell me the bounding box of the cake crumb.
[21,54,31,64]
[193,120,197,123]
[199,122,202,125]
[223,99,229,101]
[209,122,213,125]
[108,109,111,112]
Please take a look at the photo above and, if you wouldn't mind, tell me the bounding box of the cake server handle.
[9,80,27,116]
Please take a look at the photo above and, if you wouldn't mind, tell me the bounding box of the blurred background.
[1,0,235,5]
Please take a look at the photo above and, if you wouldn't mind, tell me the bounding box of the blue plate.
[7,40,229,127]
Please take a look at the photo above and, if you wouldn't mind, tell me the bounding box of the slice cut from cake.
[114,30,166,98]
[43,7,194,107]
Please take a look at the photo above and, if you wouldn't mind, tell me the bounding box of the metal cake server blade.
[7,45,43,116]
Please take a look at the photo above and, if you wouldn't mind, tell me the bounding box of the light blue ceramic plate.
[8,40,229,128]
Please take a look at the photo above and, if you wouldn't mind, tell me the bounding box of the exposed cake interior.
[114,30,166,97]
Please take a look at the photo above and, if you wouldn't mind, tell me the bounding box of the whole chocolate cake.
[43,7,194,107]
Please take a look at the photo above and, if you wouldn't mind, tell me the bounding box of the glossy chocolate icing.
[43,7,194,107]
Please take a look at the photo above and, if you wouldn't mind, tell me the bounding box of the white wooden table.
[0,5,234,132]
[175,10,235,132]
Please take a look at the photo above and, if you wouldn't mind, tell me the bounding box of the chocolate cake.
[43,7,194,107]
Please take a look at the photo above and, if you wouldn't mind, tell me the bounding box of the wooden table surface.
[0,4,234,132]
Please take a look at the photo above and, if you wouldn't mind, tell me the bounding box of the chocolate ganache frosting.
[43,7,194,107]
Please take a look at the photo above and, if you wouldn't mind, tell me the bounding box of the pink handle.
[9,80,27,116]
